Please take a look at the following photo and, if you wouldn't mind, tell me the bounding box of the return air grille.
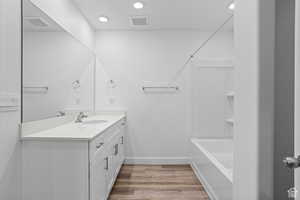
[130,16,149,26]
[25,17,49,27]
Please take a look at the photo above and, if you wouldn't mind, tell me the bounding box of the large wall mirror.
[22,0,95,122]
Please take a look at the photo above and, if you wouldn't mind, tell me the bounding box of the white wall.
[234,0,275,199]
[30,0,95,51]
[0,0,21,199]
[23,32,94,122]
[95,30,233,162]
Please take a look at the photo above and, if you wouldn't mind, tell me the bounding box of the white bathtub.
[191,138,233,200]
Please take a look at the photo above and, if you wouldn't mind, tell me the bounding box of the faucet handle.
[79,112,88,118]
[75,112,88,123]
[56,111,66,117]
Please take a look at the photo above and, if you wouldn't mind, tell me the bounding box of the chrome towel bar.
[23,86,49,93]
[142,86,179,92]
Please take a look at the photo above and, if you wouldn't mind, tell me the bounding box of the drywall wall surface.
[95,30,234,161]
[0,0,22,199]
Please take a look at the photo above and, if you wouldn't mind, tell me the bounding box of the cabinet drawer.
[90,134,106,157]
[89,118,126,157]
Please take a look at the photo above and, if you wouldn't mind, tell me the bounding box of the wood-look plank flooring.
[108,165,210,200]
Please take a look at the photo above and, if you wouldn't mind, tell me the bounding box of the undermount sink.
[82,120,108,125]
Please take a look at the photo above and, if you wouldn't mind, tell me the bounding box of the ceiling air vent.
[130,16,149,26]
[25,17,49,27]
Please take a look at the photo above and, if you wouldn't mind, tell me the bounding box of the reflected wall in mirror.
[22,0,95,122]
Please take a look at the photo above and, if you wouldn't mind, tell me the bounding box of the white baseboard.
[124,157,190,165]
[190,161,218,200]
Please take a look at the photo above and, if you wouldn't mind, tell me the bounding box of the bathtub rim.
[191,138,233,182]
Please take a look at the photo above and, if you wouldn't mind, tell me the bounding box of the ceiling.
[73,0,234,31]
[23,0,62,32]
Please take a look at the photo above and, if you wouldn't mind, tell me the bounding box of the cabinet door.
[119,133,125,165]
[119,121,126,164]
[90,151,108,200]
[107,131,122,190]
[106,140,116,191]
[112,129,123,174]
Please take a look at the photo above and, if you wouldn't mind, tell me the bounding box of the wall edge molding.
[190,161,218,200]
[124,157,190,165]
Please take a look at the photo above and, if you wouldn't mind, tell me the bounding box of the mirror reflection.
[22,0,95,122]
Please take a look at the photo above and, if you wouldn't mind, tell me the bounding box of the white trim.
[190,161,218,200]
[124,157,190,165]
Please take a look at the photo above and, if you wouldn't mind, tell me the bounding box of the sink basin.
[82,120,108,125]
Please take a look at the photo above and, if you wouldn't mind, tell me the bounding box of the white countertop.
[21,114,126,141]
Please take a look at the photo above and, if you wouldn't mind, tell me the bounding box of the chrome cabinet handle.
[96,142,104,149]
[104,157,109,170]
[121,136,124,144]
[114,144,119,155]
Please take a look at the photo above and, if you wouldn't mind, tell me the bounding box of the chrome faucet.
[75,112,88,123]
[56,111,66,117]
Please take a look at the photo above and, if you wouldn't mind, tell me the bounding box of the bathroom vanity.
[21,2,126,199]
[21,114,126,200]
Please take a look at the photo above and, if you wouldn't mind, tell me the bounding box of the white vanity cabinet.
[90,149,108,200]
[22,117,126,200]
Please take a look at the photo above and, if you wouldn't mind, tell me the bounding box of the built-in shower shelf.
[225,92,235,98]
[225,118,235,125]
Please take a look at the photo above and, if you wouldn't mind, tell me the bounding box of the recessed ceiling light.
[228,2,235,11]
[133,2,144,9]
[98,16,109,23]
